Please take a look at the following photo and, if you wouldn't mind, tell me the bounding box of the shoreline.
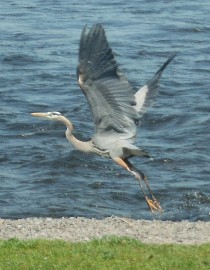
[0,216,209,244]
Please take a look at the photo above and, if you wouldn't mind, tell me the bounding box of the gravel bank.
[0,217,209,244]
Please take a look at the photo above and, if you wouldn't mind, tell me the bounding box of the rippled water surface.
[0,0,210,221]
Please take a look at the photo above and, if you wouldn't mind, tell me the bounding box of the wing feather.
[77,24,138,148]
[135,53,176,115]
[77,24,176,150]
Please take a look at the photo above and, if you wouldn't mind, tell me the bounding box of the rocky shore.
[0,216,209,244]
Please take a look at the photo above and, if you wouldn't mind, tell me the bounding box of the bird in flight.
[32,24,176,213]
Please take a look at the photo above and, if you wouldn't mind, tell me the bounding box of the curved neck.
[61,116,92,153]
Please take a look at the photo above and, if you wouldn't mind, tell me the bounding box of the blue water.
[0,0,210,221]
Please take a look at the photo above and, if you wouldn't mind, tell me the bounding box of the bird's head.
[31,111,73,132]
[31,111,64,121]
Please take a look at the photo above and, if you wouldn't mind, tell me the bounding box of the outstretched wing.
[77,24,139,148]
[134,53,176,115]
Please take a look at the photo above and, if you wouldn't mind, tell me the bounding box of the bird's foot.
[145,196,163,214]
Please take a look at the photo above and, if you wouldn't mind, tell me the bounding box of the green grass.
[0,237,209,270]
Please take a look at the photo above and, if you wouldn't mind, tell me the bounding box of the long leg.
[125,159,163,212]
[112,157,163,213]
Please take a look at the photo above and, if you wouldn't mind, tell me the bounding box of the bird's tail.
[122,146,150,159]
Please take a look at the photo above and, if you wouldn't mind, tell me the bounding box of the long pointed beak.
[31,112,48,118]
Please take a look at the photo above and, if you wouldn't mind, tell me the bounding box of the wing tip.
[155,52,177,77]
[81,23,105,38]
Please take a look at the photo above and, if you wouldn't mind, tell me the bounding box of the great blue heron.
[32,24,176,213]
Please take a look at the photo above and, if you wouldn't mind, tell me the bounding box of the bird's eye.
[48,112,61,117]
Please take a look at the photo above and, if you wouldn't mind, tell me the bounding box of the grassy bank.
[0,237,209,270]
